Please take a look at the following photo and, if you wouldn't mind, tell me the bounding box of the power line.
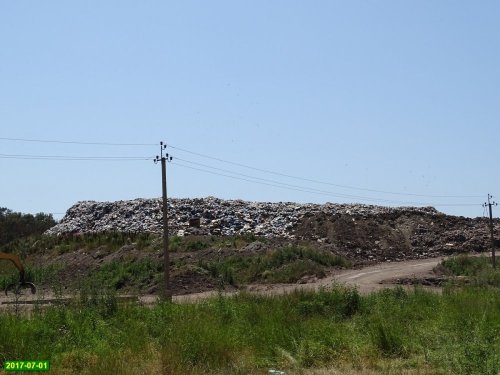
[166,143,483,199]
[175,156,357,196]
[0,137,156,147]
[173,161,349,198]
[0,153,153,161]
[172,160,480,207]
[0,137,488,204]
[175,156,427,204]
[1,137,486,199]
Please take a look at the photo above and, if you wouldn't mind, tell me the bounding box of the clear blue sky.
[1,1,499,219]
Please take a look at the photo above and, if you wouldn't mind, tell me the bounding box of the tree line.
[0,207,56,248]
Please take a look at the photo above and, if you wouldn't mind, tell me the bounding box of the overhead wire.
[171,159,480,207]
[173,161,340,197]
[0,153,153,161]
[174,156,432,205]
[166,143,483,199]
[0,137,156,147]
[0,136,487,205]
[173,157,368,197]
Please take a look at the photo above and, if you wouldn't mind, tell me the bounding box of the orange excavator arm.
[0,252,26,281]
[0,252,35,295]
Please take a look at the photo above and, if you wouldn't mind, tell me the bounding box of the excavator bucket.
[5,281,37,296]
[0,252,37,296]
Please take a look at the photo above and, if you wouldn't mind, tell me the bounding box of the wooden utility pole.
[483,194,497,269]
[155,142,173,301]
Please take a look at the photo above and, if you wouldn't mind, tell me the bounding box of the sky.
[1,1,499,219]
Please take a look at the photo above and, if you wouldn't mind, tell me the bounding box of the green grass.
[70,244,350,292]
[169,234,260,252]
[2,240,349,294]
[0,264,63,292]
[85,259,161,291]
[0,232,161,257]
[199,245,350,285]
[439,254,500,287]
[0,285,498,374]
[441,255,493,276]
[1,232,260,256]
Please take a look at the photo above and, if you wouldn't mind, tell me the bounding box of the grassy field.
[0,280,499,374]
[1,240,499,375]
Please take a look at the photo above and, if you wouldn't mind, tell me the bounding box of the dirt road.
[331,258,442,292]
[171,255,451,303]
[1,254,483,307]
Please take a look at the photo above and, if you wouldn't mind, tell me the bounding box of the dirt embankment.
[294,210,498,263]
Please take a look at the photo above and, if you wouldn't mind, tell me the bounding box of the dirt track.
[1,253,489,308]
[170,255,448,303]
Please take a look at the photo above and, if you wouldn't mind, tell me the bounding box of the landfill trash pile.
[45,196,438,238]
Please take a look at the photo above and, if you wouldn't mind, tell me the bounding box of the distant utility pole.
[155,142,173,301]
[483,194,498,269]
